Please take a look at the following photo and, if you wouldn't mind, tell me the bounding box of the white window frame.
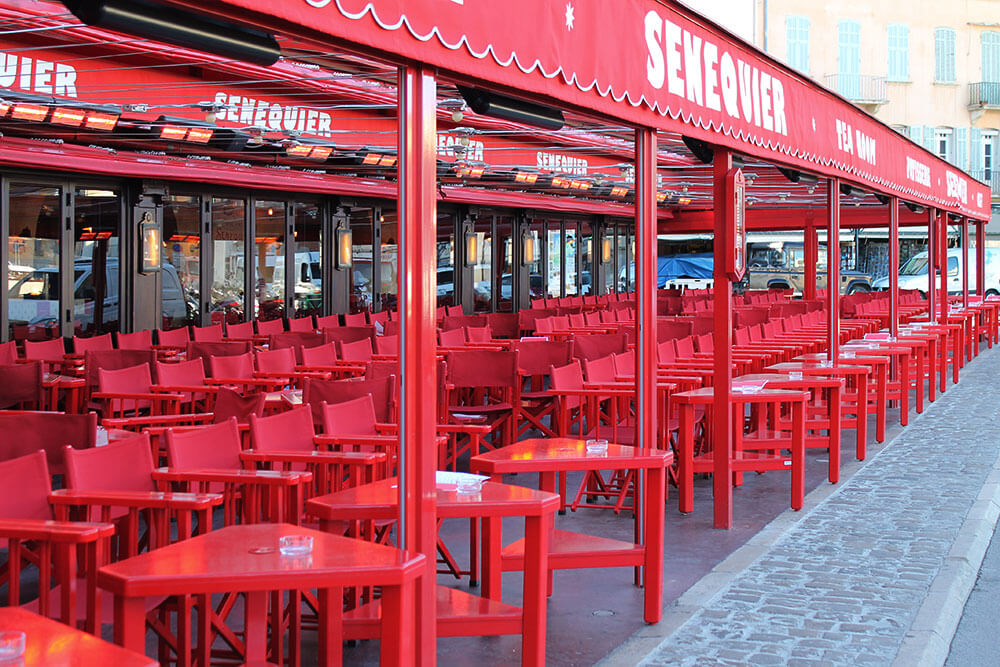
[935,128,953,162]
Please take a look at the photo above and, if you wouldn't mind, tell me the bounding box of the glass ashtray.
[0,631,25,661]
[279,535,314,557]
[788,371,803,380]
[456,477,485,495]
[585,439,609,456]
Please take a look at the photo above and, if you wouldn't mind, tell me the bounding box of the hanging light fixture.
[139,210,161,274]
[457,86,565,130]
[335,225,353,270]
[521,228,536,265]
[602,234,613,263]
[465,224,479,266]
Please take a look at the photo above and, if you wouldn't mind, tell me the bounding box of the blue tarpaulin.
[657,253,714,285]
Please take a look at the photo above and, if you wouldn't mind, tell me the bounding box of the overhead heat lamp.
[457,86,565,131]
[61,0,281,66]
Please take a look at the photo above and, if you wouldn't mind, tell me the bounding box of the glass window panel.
[580,223,593,296]
[73,187,120,337]
[617,227,630,292]
[162,195,200,330]
[604,229,616,293]
[527,222,543,303]
[254,201,285,322]
[378,211,398,312]
[349,209,373,314]
[472,215,493,313]
[8,185,61,341]
[211,197,245,325]
[547,224,562,298]
[496,216,513,311]
[565,225,578,295]
[292,202,322,319]
[436,211,455,308]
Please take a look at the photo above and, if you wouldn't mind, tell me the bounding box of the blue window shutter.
[983,32,1000,81]
[955,127,968,170]
[785,16,810,73]
[908,125,923,145]
[970,128,984,177]
[923,125,937,152]
[935,28,956,82]
[838,20,861,97]
[887,24,909,81]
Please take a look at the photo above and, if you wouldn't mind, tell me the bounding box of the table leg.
[114,594,146,653]
[791,400,804,511]
[927,338,937,402]
[195,593,211,667]
[828,386,841,484]
[856,373,867,461]
[379,581,415,666]
[481,516,502,601]
[522,514,551,667]
[875,364,887,443]
[317,586,344,667]
[679,404,694,514]
[644,466,665,624]
[243,590,268,662]
[915,347,924,414]
[900,355,909,427]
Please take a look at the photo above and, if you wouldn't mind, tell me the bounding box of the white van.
[872,248,1000,297]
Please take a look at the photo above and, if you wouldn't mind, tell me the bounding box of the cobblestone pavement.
[633,345,1000,667]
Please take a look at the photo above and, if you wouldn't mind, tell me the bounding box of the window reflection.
[211,198,245,324]
[378,211,398,312]
[547,224,562,298]
[162,195,200,329]
[254,201,285,322]
[349,209,373,314]
[472,215,493,313]
[73,187,120,337]
[8,185,61,341]
[436,211,455,308]
[293,203,322,319]
[580,224,593,296]
[565,225,578,296]
[496,216,513,311]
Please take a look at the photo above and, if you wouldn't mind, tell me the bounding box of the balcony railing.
[969,82,1000,108]
[969,168,1000,195]
[823,74,888,105]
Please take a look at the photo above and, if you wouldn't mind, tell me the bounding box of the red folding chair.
[93,363,183,419]
[72,333,113,354]
[512,339,573,439]
[0,361,44,410]
[0,411,97,476]
[116,330,153,350]
[191,323,224,342]
[0,340,16,365]
[443,349,519,453]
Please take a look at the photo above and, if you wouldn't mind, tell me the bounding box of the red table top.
[767,362,868,375]
[97,523,425,597]
[674,386,809,404]
[0,607,155,666]
[736,373,844,389]
[305,477,559,521]
[469,437,670,474]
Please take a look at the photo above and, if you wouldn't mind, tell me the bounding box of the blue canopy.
[658,253,714,285]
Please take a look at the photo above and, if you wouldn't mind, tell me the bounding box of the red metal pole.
[828,179,841,360]
[712,148,734,530]
[937,211,948,323]
[398,64,438,666]
[889,197,899,337]
[634,127,660,619]
[927,209,936,320]
[977,221,986,298]
[961,216,969,307]
[804,225,818,301]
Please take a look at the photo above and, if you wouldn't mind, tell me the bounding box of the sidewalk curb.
[891,458,1000,667]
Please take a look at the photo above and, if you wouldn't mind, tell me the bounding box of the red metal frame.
[977,221,986,298]
[803,225,818,301]
[961,217,969,307]
[928,208,937,322]
[827,179,840,362]
[711,148,734,529]
[889,198,899,338]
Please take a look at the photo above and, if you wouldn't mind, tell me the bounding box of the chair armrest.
[101,413,214,430]
[49,489,222,511]
[0,518,114,543]
[151,384,219,395]
[92,391,186,402]
[241,449,387,465]
[153,467,312,487]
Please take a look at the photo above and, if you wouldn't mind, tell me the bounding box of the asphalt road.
[945,520,1000,666]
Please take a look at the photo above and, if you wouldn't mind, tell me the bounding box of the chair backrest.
[374,335,398,356]
[254,346,296,374]
[343,312,369,326]
[185,341,251,374]
[208,352,255,379]
[441,315,486,332]
[656,340,676,363]
[84,349,157,393]
[549,359,585,391]
[268,331,327,363]
[0,340,16,365]
[674,336,696,359]
[513,339,573,376]
[249,406,315,453]
[572,333,627,362]
[155,358,206,386]
[64,433,155,493]
[98,363,153,394]
[255,318,285,336]
[695,333,714,354]
[191,323,225,342]
[225,321,254,340]
[0,411,98,475]
[116,329,153,350]
[287,315,316,332]
[212,387,266,425]
[303,375,395,425]
[568,312,586,328]
[445,349,517,389]
[73,332,114,354]
[612,350,635,379]
[465,325,493,343]
[156,326,190,347]
[0,361,44,409]
[0,450,52,520]
[438,328,467,347]
[338,337,373,362]
[323,325,376,346]
[583,354,618,383]
[300,341,338,366]
[485,312,519,339]
[321,395,379,436]
[364,360,399,380]
[24,337,66,363]
[165,418,242,470]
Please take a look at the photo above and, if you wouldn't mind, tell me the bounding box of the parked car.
[872,248,1000,297]
[746,241,873,295]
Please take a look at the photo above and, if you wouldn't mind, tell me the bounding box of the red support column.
[397,64,438,666]
[711,148,734,530]
[804,225,818,301]
[634,127,659,618]
[977,221,986,298]
[961,217,969,307]
[939,211,949,322]
[889,198,899,338]
[827,179,841,360]
[927,209,936,321]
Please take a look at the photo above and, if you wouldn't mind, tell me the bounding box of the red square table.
[305,478,559,666]
[97,522,424,666]
[0,607,155,666]
[797,352,889,442]
[673,385,808,516]
[469,437,671,623]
